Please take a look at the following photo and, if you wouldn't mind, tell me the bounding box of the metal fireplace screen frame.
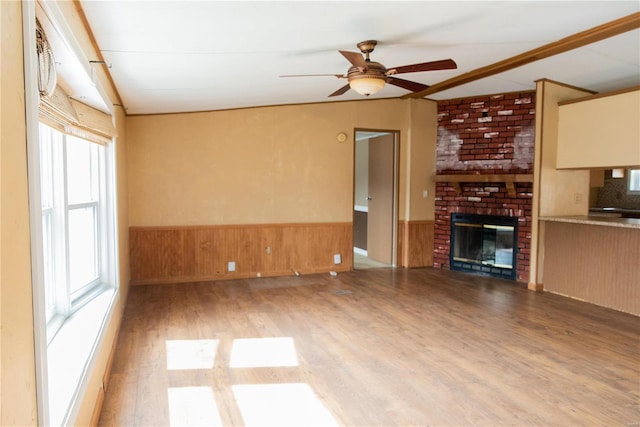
[450,213,518,280]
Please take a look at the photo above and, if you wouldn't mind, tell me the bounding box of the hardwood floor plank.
[99,269,640,426]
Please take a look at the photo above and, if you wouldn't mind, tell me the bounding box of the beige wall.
[407,98,437,220]
[0,1,38,425]
[127,98,437,227]
[557,89,640,169]
[533,80,593,219]
[115,106,131,303]
[530,79,599,290]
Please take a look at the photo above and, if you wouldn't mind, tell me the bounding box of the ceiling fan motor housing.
[347,61,387,95]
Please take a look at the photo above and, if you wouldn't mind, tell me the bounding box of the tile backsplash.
[596,174,640,210]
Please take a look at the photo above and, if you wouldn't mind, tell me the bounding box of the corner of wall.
[396,98,438,268]
[529,79,594,288]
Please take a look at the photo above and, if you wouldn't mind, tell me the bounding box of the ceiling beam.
[402,12,640,99]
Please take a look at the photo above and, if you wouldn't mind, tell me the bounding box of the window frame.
[39,123,115,342]
[65,134,103,303]
[627,168,640,195]
[24,3,120,425]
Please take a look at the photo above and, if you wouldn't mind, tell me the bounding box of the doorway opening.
[353,130,399,269]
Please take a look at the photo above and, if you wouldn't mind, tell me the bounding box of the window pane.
[68,206,98,294]
[630,169,640,192]
[66,136,98,205]
[39,124,55,209]
[42,213,56,316]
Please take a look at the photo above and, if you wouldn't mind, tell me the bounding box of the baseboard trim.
[528,282,544,292]
[89,386,105,427]
[131,266,352,286]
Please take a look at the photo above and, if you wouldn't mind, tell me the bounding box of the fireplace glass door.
[450,214,517,279]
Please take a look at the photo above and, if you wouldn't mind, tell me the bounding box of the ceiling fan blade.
[280,74,345,78]
[387,59,457,75]
[339,50,367,70]
[329,84,351,97]
[387,77,429,93]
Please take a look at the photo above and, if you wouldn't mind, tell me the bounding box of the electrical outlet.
[423,189,429,198]
[333,254,342,265]
[574,193,583,204]
[227,261,236,272]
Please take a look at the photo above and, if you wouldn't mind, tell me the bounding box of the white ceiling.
[77,1,640,115]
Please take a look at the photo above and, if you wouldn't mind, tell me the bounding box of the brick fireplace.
[434,92,535,282]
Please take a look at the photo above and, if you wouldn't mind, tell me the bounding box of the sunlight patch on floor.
[230,337,298,368]
[165,339,219,370]
[168,386,223,426]
[232,383,338,427]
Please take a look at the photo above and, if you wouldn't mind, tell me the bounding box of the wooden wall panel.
[353,211,367,250]
[543,221,640,315]
[400,220,435,268]
[130,223,352,285]
[129,229,197,282]
[397,220,404,267]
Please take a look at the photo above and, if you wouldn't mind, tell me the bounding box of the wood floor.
[98,268,640,426]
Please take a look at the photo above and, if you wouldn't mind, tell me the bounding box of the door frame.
[353,128,400,267]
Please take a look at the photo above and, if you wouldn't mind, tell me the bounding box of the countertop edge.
[540,215,640,229]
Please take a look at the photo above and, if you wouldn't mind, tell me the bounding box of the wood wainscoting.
[399,220,434,268]
[543,220,639,315]
[130,223,352,285]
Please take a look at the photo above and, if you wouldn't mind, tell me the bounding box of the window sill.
[47,286,117,426]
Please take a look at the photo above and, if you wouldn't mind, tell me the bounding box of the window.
[39,123,115,341]
[28,5,120,425]
[628,169,640,194]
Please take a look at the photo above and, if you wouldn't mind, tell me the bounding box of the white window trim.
[23,2,121,426]
[37,127,120,424]
[24,4,51,424]
[627,169,640,195]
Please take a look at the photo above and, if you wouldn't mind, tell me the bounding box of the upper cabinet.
[557,87,640,169]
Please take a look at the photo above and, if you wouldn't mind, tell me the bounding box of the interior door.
[367,134,394,264]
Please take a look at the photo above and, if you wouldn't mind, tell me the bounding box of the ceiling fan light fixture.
[283,39,457,98]
[349,76,386,96]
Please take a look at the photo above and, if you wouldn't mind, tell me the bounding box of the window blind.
[36,16,115,146]
[39,85,116,146]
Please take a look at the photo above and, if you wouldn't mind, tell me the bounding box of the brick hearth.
[434,92,536,282]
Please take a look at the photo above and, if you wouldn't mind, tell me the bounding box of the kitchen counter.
[589,207,640,218]
[540,215,640,229]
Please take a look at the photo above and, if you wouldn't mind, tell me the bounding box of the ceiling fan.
[281,40,457,97]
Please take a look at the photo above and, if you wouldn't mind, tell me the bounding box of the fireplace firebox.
[450,213,518,280]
